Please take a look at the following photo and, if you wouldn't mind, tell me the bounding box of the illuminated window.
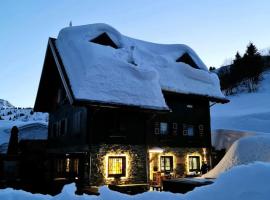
[160,156,173,172]
[66,158,70,173]
[188,156,200,172]
[108,156,126,177]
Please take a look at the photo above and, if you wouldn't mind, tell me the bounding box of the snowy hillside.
[211,70,270,149]
[0,99,14,109]
[0,107,48,122]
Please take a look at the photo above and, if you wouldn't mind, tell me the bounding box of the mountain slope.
[211,70,270,133]
[0,99,14,109]
[211,70,270,149]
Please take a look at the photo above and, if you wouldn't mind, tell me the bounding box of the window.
[183,124,194,136]
[198,124,204,136]
[176,52,199,69]
[56,159,65,177]
[90,32,118,49]
[108,156,126,177]
[172,123,178,135]
[186,104,193,108]
[52,123,58,137]
[160,156,173,172]
[160,122,168,135]
[66,158,70,173]
[60,119,67,136]
[188,156,201,172]
[73,112,81,133]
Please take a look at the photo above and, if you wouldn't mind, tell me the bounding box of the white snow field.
[0,162,270,200]
[56,23,226,110]
[211,70,270,150]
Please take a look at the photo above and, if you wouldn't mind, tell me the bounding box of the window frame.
[159,122,169,135]
[107,156,126,178]
[160,156,173,172]
[188,156,201,172]
[183,124,195,136]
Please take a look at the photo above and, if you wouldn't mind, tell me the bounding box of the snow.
[211,70,270,133]
[0,99,14,109]
[204,136,270,178]
[211,70,270,150]
[1,162,270,200]
[0,106,48,154]
[56,23,225,110]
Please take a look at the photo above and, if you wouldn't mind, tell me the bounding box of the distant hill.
[0,99,14,109]
[0,99,48,122]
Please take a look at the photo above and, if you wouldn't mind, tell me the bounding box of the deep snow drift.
[1,162,270,200]
[204,135,270,178]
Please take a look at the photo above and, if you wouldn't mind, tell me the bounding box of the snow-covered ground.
[0,162,270,200]
[211,70,270,150]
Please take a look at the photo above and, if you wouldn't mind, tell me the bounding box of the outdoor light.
[148,147,164,153]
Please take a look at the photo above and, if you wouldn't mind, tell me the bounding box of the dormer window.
[90,32,118,49]
[176,53,199,69]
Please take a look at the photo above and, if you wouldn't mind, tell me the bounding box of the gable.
[34,39,73,112]
[176,53,199,69]
[90,32,118,49]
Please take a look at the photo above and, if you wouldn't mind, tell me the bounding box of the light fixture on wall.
[148,147,164,153]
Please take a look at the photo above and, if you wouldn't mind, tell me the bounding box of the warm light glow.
[202,148,207,162]
[66,158,70,173]
[158,153,176,172]
[148,147,164,153]
[149,150,176,180]
[104,153,129,180]
[202,148,207,155]
[108,157,124,175]
[185,152,202,174]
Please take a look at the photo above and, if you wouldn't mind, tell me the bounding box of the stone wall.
[89,144,148,186]
[161,147,210,176]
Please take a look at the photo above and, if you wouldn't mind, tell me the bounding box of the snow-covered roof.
[55,23,226,110]
[0,121,48,154]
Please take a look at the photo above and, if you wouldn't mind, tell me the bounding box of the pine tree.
[243,42,263,92]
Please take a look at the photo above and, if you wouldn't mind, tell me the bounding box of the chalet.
[34,23,228,192]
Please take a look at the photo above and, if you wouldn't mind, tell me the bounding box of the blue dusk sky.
[1,0,270,107]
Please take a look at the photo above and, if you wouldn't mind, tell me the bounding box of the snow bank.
[56,23,225,110]
[1,162,270,200]
[185,162,270,200]
[205,135,270,178]
[211,129,256,150]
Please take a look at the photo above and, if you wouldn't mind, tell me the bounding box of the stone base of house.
[86,144,211,187]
